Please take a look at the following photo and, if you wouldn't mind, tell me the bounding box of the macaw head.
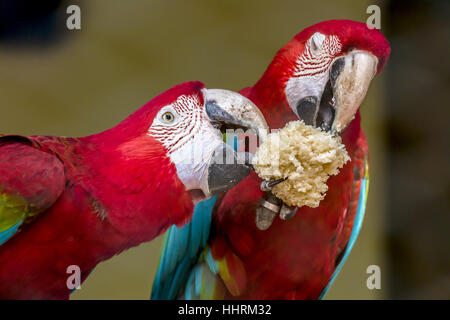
[147,82,268,203]
[90,81,267,236]
[250,20,390,132]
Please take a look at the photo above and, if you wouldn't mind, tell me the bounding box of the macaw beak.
[296,50,378,133]
[201,89,268,198]
[203,89,268,139]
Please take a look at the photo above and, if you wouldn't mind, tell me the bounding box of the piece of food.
[252,120,350,207]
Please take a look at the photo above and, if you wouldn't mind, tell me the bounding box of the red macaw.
[152,20,390,300]
[0,81,266,299]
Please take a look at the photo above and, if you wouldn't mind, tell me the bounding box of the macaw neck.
[340,110,362,152]
[246,84,297,130]
[74,130,194,245]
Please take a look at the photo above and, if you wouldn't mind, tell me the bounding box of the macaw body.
[0,134,182,299]
[0,82,264,299]
[152,20,390,300]
[206,113,368,299]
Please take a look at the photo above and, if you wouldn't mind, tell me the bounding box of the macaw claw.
[260,177,288,192]
[279,203,297,220]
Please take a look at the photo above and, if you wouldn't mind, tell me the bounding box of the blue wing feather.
[151,196,217,300]
[319,176,369,299]
[0,219,22,246]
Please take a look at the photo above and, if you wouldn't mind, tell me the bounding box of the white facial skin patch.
[148,94,223,198]
[284,32,342,115]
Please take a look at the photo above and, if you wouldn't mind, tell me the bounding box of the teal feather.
[184,265,198,300]
[0,219,22,246]
[206,248,219,274]
[194,265,203,296]
[166,254,192,299]
[319,177,368,299]
[151,196,217,299]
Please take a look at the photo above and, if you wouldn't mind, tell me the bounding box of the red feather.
[209,20,390,299]
[0,82,204,299]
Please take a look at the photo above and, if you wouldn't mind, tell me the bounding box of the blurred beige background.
[0,0,389,299]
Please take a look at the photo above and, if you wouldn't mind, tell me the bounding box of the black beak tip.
[207,162,251,196]
[206,145,253,196]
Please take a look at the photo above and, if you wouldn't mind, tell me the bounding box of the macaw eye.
[161,112,175,123]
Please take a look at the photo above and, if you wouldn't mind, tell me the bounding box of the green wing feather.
[0,136,65,246]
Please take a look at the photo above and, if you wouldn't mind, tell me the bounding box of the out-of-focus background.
[0,0,448,299]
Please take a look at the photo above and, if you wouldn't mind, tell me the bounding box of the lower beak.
[296,50,378,133]
[205,144,253,196]
[201,89,268,198]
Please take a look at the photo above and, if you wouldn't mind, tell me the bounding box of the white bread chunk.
[252,121,350,207]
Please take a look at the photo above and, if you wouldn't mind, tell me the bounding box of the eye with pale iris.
[161,112,175,123]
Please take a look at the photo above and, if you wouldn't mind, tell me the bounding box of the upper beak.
[203,88,268,140]
[332,51,378,132]
[201,89,268,197]
[296,50,378,133]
